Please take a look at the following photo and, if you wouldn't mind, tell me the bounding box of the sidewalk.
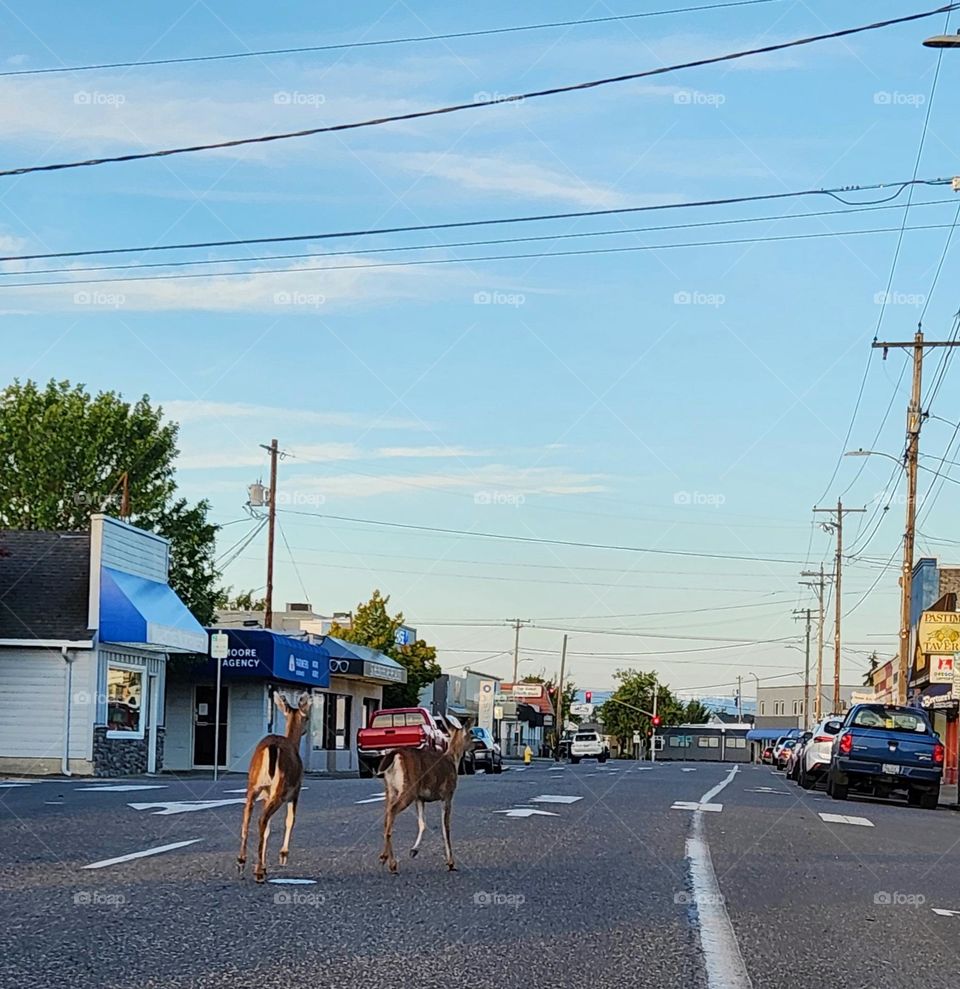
[939,782,958,809]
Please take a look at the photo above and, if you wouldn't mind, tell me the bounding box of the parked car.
[570,729,609,764]
[469,726,503,774]
[826,703,944,808]
[795,718,843,789]
[775,737,801,771]
[785,731,813,781]
[769,736,790,766]
[356,707,450,778]
[761,744,775,765]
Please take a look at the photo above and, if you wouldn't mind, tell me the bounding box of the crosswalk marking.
[531,795,583,804]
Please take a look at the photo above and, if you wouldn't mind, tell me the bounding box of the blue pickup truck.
[826,703,944,809]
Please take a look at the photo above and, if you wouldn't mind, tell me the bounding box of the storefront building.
[164,630,406,775]
[0,515,207,776]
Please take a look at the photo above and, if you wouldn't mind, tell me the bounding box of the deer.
[237,691,311,884]
[377,714,473,874]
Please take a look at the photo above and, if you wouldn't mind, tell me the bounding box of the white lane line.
[355,795,385,804]
[681,768,698,773]
[818,812,874,827]
[745,788,789,795]
[269,878,317,885]
[76,785,168,793]
[673,801,723,813]
[83,839,202,870]
[685,766,752,989]
[531,795,583,804]
[128,799,245,816]
[494,808,559,818]
[0,783,30,788]
[932,908,960,917]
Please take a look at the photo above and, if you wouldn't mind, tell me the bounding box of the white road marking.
[746,788,789,794]
[531,795,583,804]
[0,783,30,788]
[818,813,874,827]
[673,801,723,813]
[268,878,317,885]
[932,908,960,917]
[681,768,698,773]
[44,801,65,805]
[355,795,386,804]
[494,808,560,818]
[76,785,168,793]
[128,799,245,816]
[685,766,752,989]
[83,839,202,870]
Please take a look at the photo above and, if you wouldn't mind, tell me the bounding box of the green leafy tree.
[0,379,220,623]
[597,668,695,751]
[682,699,711,724]
[326,590,441,707]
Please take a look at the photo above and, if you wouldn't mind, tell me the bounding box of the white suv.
[570,730,609,764]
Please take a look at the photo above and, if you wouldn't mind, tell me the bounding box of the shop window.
[729,738,746,749]
[697,736,710,747]
[321,693,353,750]
[107,666,144,738]
[759,701,766,716]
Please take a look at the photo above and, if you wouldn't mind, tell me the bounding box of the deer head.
[274,691,311,739]
[443,714,473,762]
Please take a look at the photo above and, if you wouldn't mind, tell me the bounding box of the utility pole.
[793,609,812,726]
[873,331,960,704]
[508,618,530,682]
[813,502,866,714]
[261,439,279,630]
[651,681,659,764]
[554,634,567,760]
[801,566,831,721]
[736,675,743,722]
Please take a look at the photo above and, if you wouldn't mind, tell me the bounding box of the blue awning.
[99,566,207,654]
[199,629,330,688]
[324,636,408,684]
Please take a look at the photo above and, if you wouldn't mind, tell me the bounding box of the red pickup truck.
[356,707,449,778]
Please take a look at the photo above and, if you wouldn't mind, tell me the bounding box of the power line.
[0,1,787,77]
[274,507,809,563]
[2,5,955,179]
[2,177,950,264]
[6,221,960,292]
[7,198,955,280]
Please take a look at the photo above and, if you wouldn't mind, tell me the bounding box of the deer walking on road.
[378,715,473,874]
[237,691,311,884]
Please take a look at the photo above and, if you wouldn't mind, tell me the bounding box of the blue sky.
[2,1,959,697]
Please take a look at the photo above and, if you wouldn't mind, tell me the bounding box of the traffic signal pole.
[651,683,659,764]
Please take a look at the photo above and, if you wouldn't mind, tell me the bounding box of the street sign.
[569,703,594,717]
[511,684,543,699]
[632,732,641,744]
[209,632,229,659]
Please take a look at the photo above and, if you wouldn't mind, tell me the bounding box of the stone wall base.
[92,726,165,777]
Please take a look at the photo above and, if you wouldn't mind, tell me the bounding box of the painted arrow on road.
[128,798,245,816]
[494,808,560,818]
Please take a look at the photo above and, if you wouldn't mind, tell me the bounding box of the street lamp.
[924,31,960,47]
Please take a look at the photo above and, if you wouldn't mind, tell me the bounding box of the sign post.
[210,632,229,782]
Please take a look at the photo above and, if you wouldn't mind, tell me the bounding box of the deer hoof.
[388,861,399,875]
[378,852,389,864]
[254,870,266,884]
[236,858,245,876]
[279,852,288,866]
[409,848,419,859]
[447,863,457,872]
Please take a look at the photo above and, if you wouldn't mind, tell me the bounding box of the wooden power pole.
[801,566,831,721]
[813,502,866,714]
[793,608,813,727]
[555,634,567,758]
[261,438,279,630]
[873,330,960,704]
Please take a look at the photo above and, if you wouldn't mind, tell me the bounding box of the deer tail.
[377,750,399,777]
[267,743,279,778]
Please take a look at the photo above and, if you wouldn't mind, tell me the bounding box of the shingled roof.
[0,531,92,642]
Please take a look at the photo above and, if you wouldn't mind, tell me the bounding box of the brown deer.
[237,691,310,884]
[378,714,473,874]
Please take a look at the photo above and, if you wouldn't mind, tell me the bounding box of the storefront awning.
[323,637,408,684]
[201,629,331,688]
[99,566,207,654]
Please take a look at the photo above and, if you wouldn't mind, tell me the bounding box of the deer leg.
[410,799,427,858]
[380,797,399,873]
[254,794,282,884]
[237,789,257,876]
[279,796,298,866]
[441,798,456,871]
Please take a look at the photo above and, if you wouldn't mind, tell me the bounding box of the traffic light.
[651,715,661,727]
[585,691,592,703]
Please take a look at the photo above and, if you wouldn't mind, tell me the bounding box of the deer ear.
[445,714,463,731]
[298,693,312,715]
[274,692,291,715]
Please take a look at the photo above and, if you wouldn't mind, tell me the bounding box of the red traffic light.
[585,691,592,703]
[651,715,661,727]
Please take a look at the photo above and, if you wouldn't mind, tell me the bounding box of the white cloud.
[164,400,427,431]
[387,152,633,207]
[376,445,492,459]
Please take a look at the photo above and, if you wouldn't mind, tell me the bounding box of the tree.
[326,590,441,707]
[0,379,221,623]
[217,587,267,611]
[682,700,711,724]
[597,669,696,752]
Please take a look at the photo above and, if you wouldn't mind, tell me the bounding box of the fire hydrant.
[523,745,533,765]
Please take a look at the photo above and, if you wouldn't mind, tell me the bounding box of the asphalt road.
[2,761,960,988]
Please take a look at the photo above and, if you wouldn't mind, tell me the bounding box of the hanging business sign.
[477,679,496,733]
[511,683,543,699]
[919,611,960,654]
[930,654,956,684]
